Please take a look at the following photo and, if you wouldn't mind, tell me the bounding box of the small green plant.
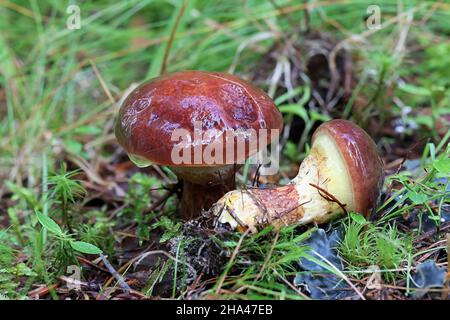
[35,211,102,272]
[48,167,86,230]
[278,91,331,155]
[0,230,36,299]
[122,173,165,243]
[339,213,412,282]
[378,140,450,225]
[151,216,182,243]
[283,141,302,162]
[77,209,115,256]
[4,181,39,210]
[143,259,173,297]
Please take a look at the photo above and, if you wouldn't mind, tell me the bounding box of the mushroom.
[214,119,384,232]
[115,70,283,219]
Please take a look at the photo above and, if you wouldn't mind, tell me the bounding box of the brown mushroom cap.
[312,119,384,216]
[115,70,283,166]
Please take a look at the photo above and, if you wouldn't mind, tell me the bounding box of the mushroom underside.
[214,136,357,231]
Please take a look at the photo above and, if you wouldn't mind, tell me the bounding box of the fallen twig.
[100,253,131,291]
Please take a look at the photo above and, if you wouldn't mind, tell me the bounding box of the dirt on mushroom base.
[167,216,229,281]
[123,215,231,298]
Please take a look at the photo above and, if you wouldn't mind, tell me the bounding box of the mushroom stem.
[180,177,235,220]
[171,164,238,219]
[213,149,346,231]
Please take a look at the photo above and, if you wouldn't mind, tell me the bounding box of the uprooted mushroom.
[213,119,385,232]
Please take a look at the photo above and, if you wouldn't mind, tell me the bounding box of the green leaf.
[74,125,102,135]
[283,141,300,162]
[349,212,366,225]
[433,158,450,174]
[5,180,38,208]
[428,215,442,222]
[274,87,303,105]
[64,139,83,154]
[279,104,309,122]
[36,211,63,236]
[399,83,431,96]
[407,191,428,205]
[414,115,434,129]
[310,110,331,122]
[0,263,37,277]
[70,241,102,255]
[152,216,181,243]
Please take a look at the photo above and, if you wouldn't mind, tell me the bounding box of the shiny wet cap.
[115,70,283,166]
